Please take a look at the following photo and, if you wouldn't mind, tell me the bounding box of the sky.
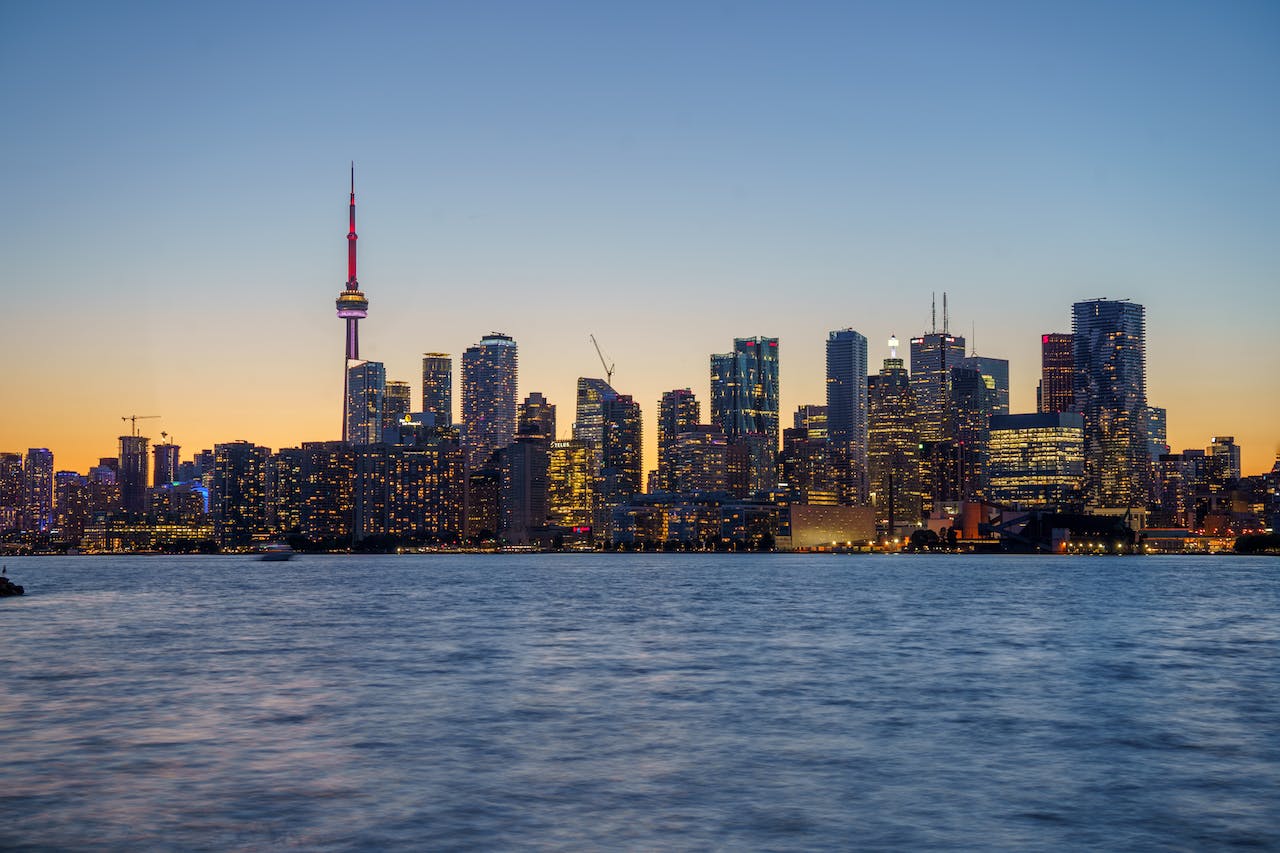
[2,1,1278,477]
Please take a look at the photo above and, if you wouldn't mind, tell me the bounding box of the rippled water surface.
[2,554,1278,850]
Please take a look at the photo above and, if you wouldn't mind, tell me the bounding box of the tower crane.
[590,335,615,387]
[121,415,160,437]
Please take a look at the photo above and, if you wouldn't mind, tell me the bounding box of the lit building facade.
[793,404,828,439]
[382,380,412,438]
[212,441,271,547]
[421,353,453,427]
[118,435,150,517]
[656,389,700,493]
[867,342,921,534]
[1037,333,1074,413]
[986,413,1085,510]
[910,330,966,443]
[0,452,23,530]
[152,443,180,488]
[670,426,730,495]
[711,336,780,454]
[1072,298,1148,508]
[779,427,836,506]
[346,360,387,445]
[826,328,868,504]
[23,448,54,533]
[548,439,597,530]
[461,332,518,471]
[54,471,91,542]
[599,394,643,534]
[961,355,1010,417]
[518,392,557,442]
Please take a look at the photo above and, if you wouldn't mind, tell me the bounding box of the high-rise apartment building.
[867,339,920,534]
[657,389,700,493]
[670,426,730,495]
[1037,333,1074,413]
[599,394,642,533]
[573,378,617,449]
[152,443,180,488]
[346,360,387,445]
[779,427,836,506]
[382,380,412,437]
[1209,436,1242,486]
[212,441,270,547]
[54,470,90,542]
[118,434,150,516]
[421,353,453,427]
[826,328,868,504]
[23,448,54,533]
[1147,407,1169,463]
[986,413,1085,509]
[1072,298,1148,508]
[498,433,550,545]
[461,332,518,471]
[710,337,780,453]
[0,452,23,531]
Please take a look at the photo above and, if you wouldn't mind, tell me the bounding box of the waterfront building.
[87,461,122,518]
[826,328,869,504]
[1072,298,1148,508]
[118,434,149,516]
[465,468,500,542]
[711,336,780,454]
[656,389,700,493]
[152,443,180,488]
[1037,333,1074,413]
[267,448,304,536]
[382,380,412,438]
[518,392,557,442]
[986,413,1085,510]
[211,441,271,547]
[461,332,518,471]
[548,439,597,530]
[946,366,993,500]
[346,360,386,445]
[23,448,54,533]
[1154,452,1196,528]
[867,338,921,534]
[299,441,356,545]
[421,353,453,427]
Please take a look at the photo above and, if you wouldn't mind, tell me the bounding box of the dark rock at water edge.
[0,577,24,596]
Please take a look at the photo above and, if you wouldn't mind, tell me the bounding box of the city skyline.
[4,3,1279,476]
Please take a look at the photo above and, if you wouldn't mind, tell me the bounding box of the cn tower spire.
[336,163,370,441]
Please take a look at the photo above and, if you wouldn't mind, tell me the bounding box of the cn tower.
[335,164,369,440]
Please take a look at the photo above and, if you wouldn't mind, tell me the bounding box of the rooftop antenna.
[931,292,937,334]
[889,334,899,359]
[943,292,950,335]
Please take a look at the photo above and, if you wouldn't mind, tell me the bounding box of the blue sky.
[3,1,1278,473]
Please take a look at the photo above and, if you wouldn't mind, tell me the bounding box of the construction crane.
[590,335,615,387]
[121,415,160,437]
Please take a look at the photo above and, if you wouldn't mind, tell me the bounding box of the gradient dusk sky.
[3,1,1278,476]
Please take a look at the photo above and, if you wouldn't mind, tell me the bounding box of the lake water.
[1,554,1277,850]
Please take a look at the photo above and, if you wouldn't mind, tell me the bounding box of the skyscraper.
[961,354,1010,417]
[152,442,180,488]
[1147,406,1169,463]
[23,448,54,533]
[574,378,618,449]
[1072,298,1148,508]
[793,405,828,439]
[383,380,412,437]
[909,329,966,443]
[826,328,868,504]
[335,166,371,441]
[1038,333,1074,413]
[599,394,642,533]
[518,392,557,441]
[212,441,270,547]
[657,389,700,493]
[867,337,920,534]
[710,337,780,451]
[461,332,518,471]
[118,434,149,516]
[0,453,23,531]
[421,353,453,427]
[346,360,387,445]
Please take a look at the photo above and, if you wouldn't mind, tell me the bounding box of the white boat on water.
[258,543,295,562]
